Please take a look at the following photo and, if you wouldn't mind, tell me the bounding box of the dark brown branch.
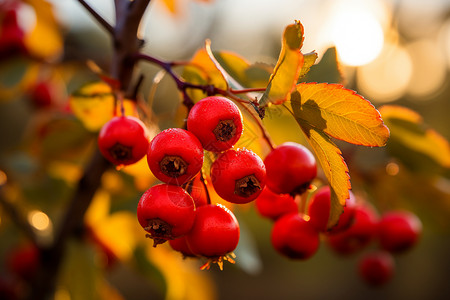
[77,0,114,34]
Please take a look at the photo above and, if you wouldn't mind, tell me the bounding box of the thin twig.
[77,0,114,34]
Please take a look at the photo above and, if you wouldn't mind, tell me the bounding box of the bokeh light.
[28,210,51,231]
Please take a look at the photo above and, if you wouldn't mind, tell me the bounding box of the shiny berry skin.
[169,236,196,257]
[183,173,208,207]
[185,204,240,258]
[98,116,150,166]
[147,128,204,185]
[307,186,356,233]
[264,142,317,195]
[187,96,243,152]
[255,186,298,220]
[210,148,266,204]
[377,210,422,253]
[271,213,320,260]
[137,184,196,246]
[358,251,395,286]
[325,203,378,256]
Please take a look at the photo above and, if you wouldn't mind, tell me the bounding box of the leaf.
[300,47,344,84]
[259,21,305,106]
[69,82,137,132]
[289,83,390,147]
[298,51,318,80]
[380,105,450,173]
[292,111,350,228]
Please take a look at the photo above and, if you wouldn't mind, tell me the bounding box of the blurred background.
[1,0,450,299]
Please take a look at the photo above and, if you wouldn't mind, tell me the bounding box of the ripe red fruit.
[377,210,422,253]
[307,186,356,233]
[187,96,243,152]
[255,186,298,220]
[6,243,39,281]
[271,213,320,260]
[182,173,209,208]
[147,128,204,185]
[358,251,395,286]
[98,116,150,166]
[169,236,196,258]
[325,203,378,255]
[137,184,196,246]
[0,8,27,58]
[185,204,240,270]
[210,148,266,204]
[264,142,317,195]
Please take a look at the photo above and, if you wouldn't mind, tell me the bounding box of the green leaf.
[290,83,390,147]
[380,105,450,174]
[300,47,344,84]
[259,21,305,106]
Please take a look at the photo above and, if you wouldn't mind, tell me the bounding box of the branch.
[77,0,114,34]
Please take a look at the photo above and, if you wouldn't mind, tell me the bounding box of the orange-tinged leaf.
[290,83,390,146]
[293,116,350,228]
[299,51,318,80]
[380,105,450,169]
[69,82,137,132]
[23,0,63,60]
[259,21,305,106]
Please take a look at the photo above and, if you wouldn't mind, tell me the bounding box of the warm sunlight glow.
[28,210,51,231]
[0,170,7,186]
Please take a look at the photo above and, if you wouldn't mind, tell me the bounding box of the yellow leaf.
[259,21,305,106]
[299,51,318,80]
[380,105,450,169]
[69,82,137,132]
[290,83,390,146]
[293,118,350,228]
[23,0,63,60]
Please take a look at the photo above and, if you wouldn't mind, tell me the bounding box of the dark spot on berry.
[160,156,188,178]
[109,143,133,162]
[213,119,236,142]
[144,218,173,247]
[235,175,261,197]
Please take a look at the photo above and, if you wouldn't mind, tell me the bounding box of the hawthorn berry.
[325,203,378,256]
[264,142,317,195]
[169,236,196,258]
[147,128,204,185]
[187,96,243,152]
[307,186,356,233]
[358,251,395,286]
[182,173,209,207]
[210,148,266,204]
[255,186,298,220]
[271,213,320,260]
[98,116,150,167]
[377,210,422,253]
[137,184,196,246]
[185,204,240,270]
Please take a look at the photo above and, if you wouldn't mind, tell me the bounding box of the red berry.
[187,96,243,152]
[307,186,356,233]
[264,142,317,195]
[147,128,204,185]
[0,8,27,58]
[183,173,209,207]
[325,203,378,255]
[29,81,54,108]
[6,243,39,281]
[98,116,150,166]
[377,210,422,253]
[137,184,196,246]
[210,148,266,204]
[358,251,395,286]
[169,236,196,258]
[271,213,320,260]
[185,204,239,269]
[255,186,298,220]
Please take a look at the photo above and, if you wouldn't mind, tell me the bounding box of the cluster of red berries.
[257,180,423,286]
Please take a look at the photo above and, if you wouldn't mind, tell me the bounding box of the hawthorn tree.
[0,0,449,300]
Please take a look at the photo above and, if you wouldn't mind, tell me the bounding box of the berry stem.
[77,0,114,34]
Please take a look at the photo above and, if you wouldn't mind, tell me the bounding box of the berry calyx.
[137,184,196,246]
[255,186,298,220]
[307,186,356,233]
[98,116,150,167]
[187,96,243,152]
[377,210,422,253]
[185,204,240,270]
[147,128,204,185]
[210,148,266,204]
[271,213,320,260]
[264,142,317,195]
[358,251,395,286]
